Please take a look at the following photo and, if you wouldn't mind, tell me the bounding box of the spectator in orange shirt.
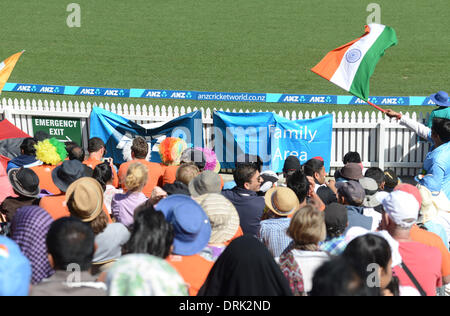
[118,137,163,198]
[155,194,213,296]
[158,137,187,186]
[31,138,68,195]
[39,160,86,220]
[84,137,119,188]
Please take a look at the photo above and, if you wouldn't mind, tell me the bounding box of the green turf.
[0,0,448,114]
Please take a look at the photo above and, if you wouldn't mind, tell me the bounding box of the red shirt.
[40,194,112,223]
[410,224,450,278]
[393,241,442,296]
[30,165,62,195]
[167,254,214,296]
[118,159,164,198]
[161,165,179,186]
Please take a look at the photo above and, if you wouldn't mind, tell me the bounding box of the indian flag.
[0,51,25,95]
[311,24,397,101]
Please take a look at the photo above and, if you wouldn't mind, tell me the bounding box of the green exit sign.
[32,116,82,145]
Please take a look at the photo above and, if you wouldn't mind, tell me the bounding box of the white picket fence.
[0,97,431,176]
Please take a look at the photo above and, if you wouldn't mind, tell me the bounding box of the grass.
[0,0,449,115]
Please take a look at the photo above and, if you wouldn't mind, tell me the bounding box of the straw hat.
[193,193,240,244]
[264,187,299,217]
[66,177,104,222]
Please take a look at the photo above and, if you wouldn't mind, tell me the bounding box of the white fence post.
[377,121,386,171]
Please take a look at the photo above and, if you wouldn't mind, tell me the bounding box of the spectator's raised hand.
[150,186,167,205]
[385,109,402,120]
[326,178,337,194]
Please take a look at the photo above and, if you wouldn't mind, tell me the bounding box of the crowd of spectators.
[0,102,449,297]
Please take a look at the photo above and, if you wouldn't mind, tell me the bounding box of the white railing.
[0,97,431,176]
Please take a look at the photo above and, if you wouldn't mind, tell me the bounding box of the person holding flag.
[385,109,450,201]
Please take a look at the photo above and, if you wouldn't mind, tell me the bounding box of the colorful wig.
[34,138,68,166]
[159,137,187,166]
[195,147,221,173]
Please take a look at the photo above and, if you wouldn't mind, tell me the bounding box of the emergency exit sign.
[32,117,82,145]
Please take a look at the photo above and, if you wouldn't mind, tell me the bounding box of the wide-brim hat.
[66,177,104,222]
[188,170,222,197]
[8,168,40,198]
[193,193,240,244]
[359,177,380,208]
[52,160,86,192]
[264,187,299,217]
[430,91,450,107]
[155,194,211,256]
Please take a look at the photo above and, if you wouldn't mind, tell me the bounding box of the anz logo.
[283,96,299,102]
[146,91,161,97]
[104,90,119,96]
[309,97,326,103]
[16,85,32,92]
[79,88,95,95]
[40,87,55,93]
[381,98,404,105]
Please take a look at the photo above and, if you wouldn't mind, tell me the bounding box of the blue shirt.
[419,141,450,200]
[258,218,292,258]
[222,187,265,237]
[345,205,373,232]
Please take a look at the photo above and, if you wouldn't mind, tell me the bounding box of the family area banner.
[213,111,333,173]
[89,107,203,164]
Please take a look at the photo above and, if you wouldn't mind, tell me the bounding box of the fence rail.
[0,97,431,177]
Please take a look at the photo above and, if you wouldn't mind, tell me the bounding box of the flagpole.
[367,99,386,113]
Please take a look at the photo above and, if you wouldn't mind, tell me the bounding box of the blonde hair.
[125,162,148,192]
[287,205,326,251]
[176,162,200,185]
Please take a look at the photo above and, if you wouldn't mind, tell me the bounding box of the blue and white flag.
[90,107,203,164]
[213,111,333,173]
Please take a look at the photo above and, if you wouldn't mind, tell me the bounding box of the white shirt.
[291,250,330,293]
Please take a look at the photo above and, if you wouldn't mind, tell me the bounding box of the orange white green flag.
[311,24,397,102]
[0,51,25,95]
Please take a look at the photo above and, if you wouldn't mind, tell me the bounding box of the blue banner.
[89,107,203,164]
[3,82,440,106]
[213,111,333,173]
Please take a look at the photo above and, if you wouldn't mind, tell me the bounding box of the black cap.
[282,155,301,173]
[324,202,348,236]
